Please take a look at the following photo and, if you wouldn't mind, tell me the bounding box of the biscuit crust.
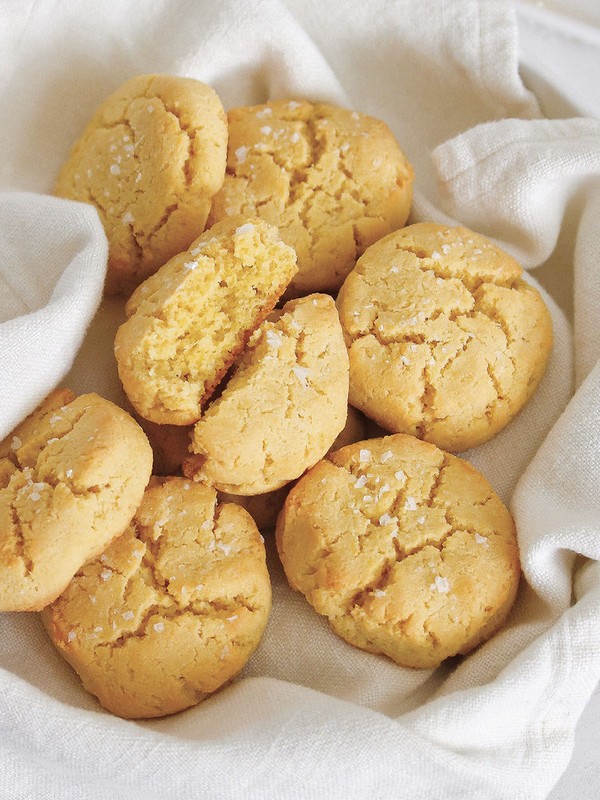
[184,294,349,494]
[0,390,152,612]
[209,100,413,295]
[276,434,521,669]
[55,74,228,296]
[336,223,553,451]
[216,405,368,530]
[41,477,272,719]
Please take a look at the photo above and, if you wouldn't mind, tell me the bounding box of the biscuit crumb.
[115,216,298,425]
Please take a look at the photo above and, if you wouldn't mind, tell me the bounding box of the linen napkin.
[0,1,599,798]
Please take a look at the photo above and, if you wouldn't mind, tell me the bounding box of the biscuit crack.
[315,457,464,610]
[347,276,523,433]
[9,499,34,576]
[153,98,195,189]
[425,459,447,508]
[398,243,518,292]
[348,559,394,610]
[416,355,436,439]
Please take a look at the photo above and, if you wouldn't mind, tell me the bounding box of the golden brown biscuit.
[215,405,368,530]
[130,353,366,491]
[276,434,520,669]
[209,100,413,295]
[0,390,152,612]
[184,294,349,494]
[55,74,228,296]
[41,477,271,719]
[336,223,553,452]
[114,216,298,426]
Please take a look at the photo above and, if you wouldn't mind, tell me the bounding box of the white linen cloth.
[0,1,599,797]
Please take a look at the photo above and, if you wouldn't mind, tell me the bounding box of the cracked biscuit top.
[0,389,152,612]
[336,222,553,452]
[114,216,298,426]
[214,405,368,531]
[54,74,228,296]
[208,100,414,296]
[276,434,521,670]
[41,477,272,719]
[184,294,349,495]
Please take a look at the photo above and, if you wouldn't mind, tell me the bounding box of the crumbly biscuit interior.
[115,218,298,424]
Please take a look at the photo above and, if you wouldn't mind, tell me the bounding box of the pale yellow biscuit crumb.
[115,216,298,425]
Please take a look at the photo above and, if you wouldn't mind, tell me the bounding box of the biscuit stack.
[0,73,553,717]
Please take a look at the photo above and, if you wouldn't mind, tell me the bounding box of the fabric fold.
[0,193,107,440]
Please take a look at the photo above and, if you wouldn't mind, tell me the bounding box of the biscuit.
[276,434,520,669]
[41,477,271,719]
[208,100,413,295]
[216,405,368,530]
[114,217,298,426]
[184,294,349,494]
[0,390,152,612]
[54,74,228,296]
[336,223,553,452]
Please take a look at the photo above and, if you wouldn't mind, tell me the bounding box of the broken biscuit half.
[114,216,298,426]
[184,294,349,494]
